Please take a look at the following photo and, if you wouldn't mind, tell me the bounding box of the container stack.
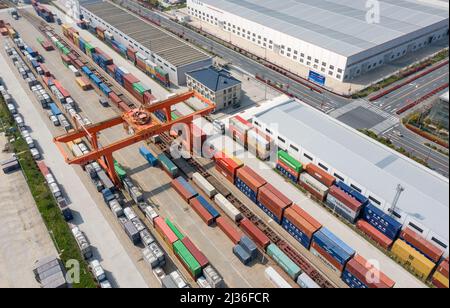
[235,166,266,203]
[342,255,395,288]
[432,259,449,288]
[282,205,322,249]
[276,150,302,183]
[229,115,253,147]
[256,183,292,224]
[239,218,270,249]
[391,239,436,280]
[362,202,402,240]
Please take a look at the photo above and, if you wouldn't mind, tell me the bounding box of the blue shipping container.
[99,83,111,95]
[335,181,369,205]
[195,195,220,220]
[176,177,198,197]
[312,230,354,266]
[90,75,102,86]
[239,235,258,259]
[321,228,355,257]
[257,201,282,224]
[282,217,312,249]
[49,103,61,116]
[102,188,115,204]
[342,269,368,289]
[233,245,252,265]
[362,203,402,240]
[81,66,92,76]
[235,176,258,203]
[139,146,158,167]
[276,163,299,183]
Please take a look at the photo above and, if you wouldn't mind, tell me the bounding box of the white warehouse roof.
[253,100,449,243]
[198,0,449,58]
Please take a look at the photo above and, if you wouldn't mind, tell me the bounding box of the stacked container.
[276,150,302,183]
[172,177,198,202]
[215,152,243,183]
[362,203,402,240]
[158,153,178,178]
[191,196,220,221]
[139,146,158,167]
[214,194,242,222]
[311,228,355,274]
[391,239,436,279]
[257,183,292,224]
[247,128,272,160]
[216,217,242,244]
[235,166,266,203]
[229,115,253,147]
[182,237,209,269]
[173,240,202,279]
[192,172,217,198]
[356,220,393,250]
[267,243,301,280]
[282,205,322,249]
[305,164,335,187]
[432,259,449,288]
[239,218,270,249]
[326,185,363,223]
[400,228,444,263]
[342,255,395,288]
[190,198,214,226]
[299,173,329,202]
[154,217,178,247]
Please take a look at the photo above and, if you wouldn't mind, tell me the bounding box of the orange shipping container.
[305,163,336,187]
[400,227,443,263]
[283,207,319,239]
[432,271,449,288]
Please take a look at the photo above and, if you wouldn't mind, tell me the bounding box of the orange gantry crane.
[54,91,215,185]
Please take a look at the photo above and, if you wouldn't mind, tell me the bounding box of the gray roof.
[82,1,210,67]
[187,67,241,92]
[200,0,449,58]
[254,100,449,242]
[440,91,449,103]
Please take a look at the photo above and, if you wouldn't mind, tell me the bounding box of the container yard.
[1,0,448,292]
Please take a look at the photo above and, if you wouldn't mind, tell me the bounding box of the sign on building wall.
[308,70,326,86]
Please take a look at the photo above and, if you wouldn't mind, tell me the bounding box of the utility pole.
[389,184,405,216]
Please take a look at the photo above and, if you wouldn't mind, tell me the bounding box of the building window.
[303,153,313,160]
[369,196,381,205]
[318,163,328,171]
[350,184,362,192]
[431,237,448,249]
[266,128,272,134]
[290,145,299,152]
[391,211,402,219]
[408,222,424,233]
[278,136,286,143]
[334,173,344,181]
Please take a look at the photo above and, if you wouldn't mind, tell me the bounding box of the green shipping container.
[171,112,179,120]
[277,150,302,173]
[267,243,301,280]
[114,160,127,181]
[157,153,178,178]
[173,240,201,278]
[36,37,44,44]
[133,82,146,95]
[85,43,95,56]
[56,42,64,50]
[165,218,184,240]
[62,47,71,55]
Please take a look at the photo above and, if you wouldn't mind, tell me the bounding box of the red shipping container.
[61,54,70,64]
[257,187,291,222]
[172,178,197,202]
[154,217,178,247]
[236,166,267,193]
[108,92,122,106]
[239,218,270,249]
[73,59,84,69]
[292,205,321,230]
[190,199,214,226]
[127,47,137,61]
[277,160,299,178]
[136,58,146,71]
[260,183,292,207]
[400,228,444,263]
[328,186,362,212]
[53,80,70,98]
[40,64,50,77]
[300,181,327,202]
[182,237,209,268]
[68,53,77,63]
[216,217,242,244]
[37,161,49,176]
[106,64,117,76]
[347,255,395,288]
[118,102,131,112]
[356,220,393,250]
[311,241,344,273]
[215,163,234,183]
[438,259,449,277]
[123,74,139,87]
[144,92,156,104]
[216,156,243,179]
[431,277,447,289]
[283,207,319,239]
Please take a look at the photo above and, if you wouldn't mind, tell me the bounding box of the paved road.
[0,34,149,288]
[372,65,449,114]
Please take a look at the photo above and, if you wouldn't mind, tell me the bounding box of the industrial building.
[428,91,449,131]
[187,0,449,85]
[79,0,212,85]
[186,66,242,110]
[251,99,449,255]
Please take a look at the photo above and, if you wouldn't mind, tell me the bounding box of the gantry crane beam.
[53,91,216,186]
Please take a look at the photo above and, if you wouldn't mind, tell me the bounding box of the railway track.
[155,132,335,288]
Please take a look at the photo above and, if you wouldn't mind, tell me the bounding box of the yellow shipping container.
[392,240,436,279]
[146,64,155,76]
[433,271,449,288]
[62,24,70,32]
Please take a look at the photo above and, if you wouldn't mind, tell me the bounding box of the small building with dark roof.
[186,66,242,110]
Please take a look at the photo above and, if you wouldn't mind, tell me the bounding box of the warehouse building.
[428,91,449,131]
[79,0,212,85]
[187,0,449,85]
[186,66,242,110]
[251,99,449,256]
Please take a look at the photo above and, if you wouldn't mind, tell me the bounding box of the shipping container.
[362,203,402,240]
[276,160,300,183]
[154,217,178,247]
[192,196,220,220]
[343,254,395,288]
[335,181,369,205]
[165,218,185,241]
[173,240,202,278]
[432,259,449,288]
[233,244,252,265]
[215,153,243,181]
[229,115,252,147]
[158,153,178,178]
[297,273,320,288]
[123,220,140,244]
[108,91,122,107]
[257,183,292,224]
[190,198,214,225]
[391,239,436,279]
[305,163,335,187]
[192,172,216,197]
[214,194,242,222]
[182,237,209,269]
[267,243,301,280]
[240,218,270,249]
[299,173,329,202]
[326,185,363,223]
[282,206,321,249]
[139,146,158,167]
[235,166,266,203]
[216,216,242,244]
[265,267,292,288]
[203,265,225,288]
[356,220,393,250]
[172,177,198,202]
[400,228,444,263]
[247,128,273,160]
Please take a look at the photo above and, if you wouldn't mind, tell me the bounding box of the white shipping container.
[299,173,329,196]
[169,271,188,288]
[214,193,242,222]
[124,207,137,221]
[326,193,359,221]
[297,273,320,289]
[71,144,83,157]
[265,267,292,288]
[192,172,217,197]
[145,206,159,225]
